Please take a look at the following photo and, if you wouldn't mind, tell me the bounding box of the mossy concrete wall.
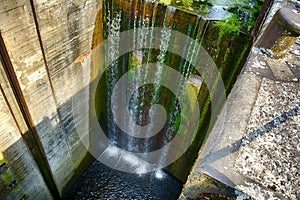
[0,0,102,198]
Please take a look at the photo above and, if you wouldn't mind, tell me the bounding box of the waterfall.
[151,5,177,170]
[100,0,207,174]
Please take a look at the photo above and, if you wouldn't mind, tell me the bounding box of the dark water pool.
[63,160,182,200]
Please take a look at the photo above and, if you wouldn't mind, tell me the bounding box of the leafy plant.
[216,14,242,36]
[227,0,265,32]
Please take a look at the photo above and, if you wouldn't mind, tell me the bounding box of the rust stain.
[74,50,92,64]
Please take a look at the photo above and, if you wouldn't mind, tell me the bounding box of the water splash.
[154,170,165,179]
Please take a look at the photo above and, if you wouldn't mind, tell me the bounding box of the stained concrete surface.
[0,0,101,195]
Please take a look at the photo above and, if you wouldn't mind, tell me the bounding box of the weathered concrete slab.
[0,0,74,193]
[0,66,52,200]
[235,78,299,199]
[33,0,102,189]
[0,0,102,196]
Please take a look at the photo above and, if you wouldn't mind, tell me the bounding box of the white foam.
[106,145,120,157]
[155,170,165,179]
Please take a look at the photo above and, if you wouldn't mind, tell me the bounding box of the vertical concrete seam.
[28,0,59,108]
[29,0,75,169]
[0,84,22,134]
[0,33,61,199]
[0,83,22,134]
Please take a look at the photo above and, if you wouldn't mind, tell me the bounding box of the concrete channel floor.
[179,37,300,199]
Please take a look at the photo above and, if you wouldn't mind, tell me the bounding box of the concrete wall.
[0,0,102,198]
[0,62,52,200]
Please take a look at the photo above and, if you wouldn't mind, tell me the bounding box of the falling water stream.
[65,0,265,199]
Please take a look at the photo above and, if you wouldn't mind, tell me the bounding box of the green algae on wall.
[169,20,253,181]
[0,165,24,200]
[204,22,252,91]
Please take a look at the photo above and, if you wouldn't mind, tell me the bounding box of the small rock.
[296,38,300,45]
[260,48,274,57]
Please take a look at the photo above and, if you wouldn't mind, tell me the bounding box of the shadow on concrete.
[201,104,300,164]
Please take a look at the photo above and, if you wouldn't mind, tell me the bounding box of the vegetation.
[214,0,264,36]
[159,0,172,5]
[158,0,264,35]
[216,14,242,36]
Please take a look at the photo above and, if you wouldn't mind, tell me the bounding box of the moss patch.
[272,36,297,58]
[215,14,242,36]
